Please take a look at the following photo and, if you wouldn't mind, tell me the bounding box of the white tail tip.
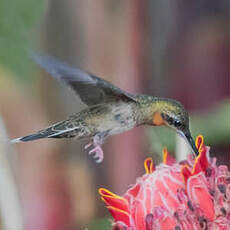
[9,138,22,144]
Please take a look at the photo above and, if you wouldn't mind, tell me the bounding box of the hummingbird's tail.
[10,121,80,144]
[10,132,50,143]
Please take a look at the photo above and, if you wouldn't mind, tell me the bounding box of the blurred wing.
[30,51,137,106]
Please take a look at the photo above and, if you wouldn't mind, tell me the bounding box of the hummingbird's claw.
[84,142,93,149]
[85,143,104,163]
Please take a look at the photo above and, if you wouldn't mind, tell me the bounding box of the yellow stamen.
[162,147,168,164]
[195,135,204,152]
[144,157,154,174]
[98,188,127,202]
[192,135,204,175]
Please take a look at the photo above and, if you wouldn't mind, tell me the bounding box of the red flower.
[99,136,230,230]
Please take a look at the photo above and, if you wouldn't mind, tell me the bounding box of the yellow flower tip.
[98,187,106,196]
[195,135,204,153]
[144,157,154,174]
[101,197,106,202]
[98,188,126,201]
[162,147,168,164]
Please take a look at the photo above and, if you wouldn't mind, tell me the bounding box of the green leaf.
[87,218,111,230]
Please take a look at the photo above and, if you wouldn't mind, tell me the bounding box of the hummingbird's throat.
[152,112,165,126]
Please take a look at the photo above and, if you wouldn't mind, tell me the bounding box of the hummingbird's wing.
[30,51,137,106]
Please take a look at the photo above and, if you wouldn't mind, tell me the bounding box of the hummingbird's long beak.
[184,132,199,156]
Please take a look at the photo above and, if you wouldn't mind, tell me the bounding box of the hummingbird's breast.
[84,102,136,136]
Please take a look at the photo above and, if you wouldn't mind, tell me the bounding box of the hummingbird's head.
[152,98,199,156]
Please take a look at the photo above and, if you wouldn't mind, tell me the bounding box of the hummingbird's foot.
[84,133,107,163]
[84,142,93,149]
[88,145,104,163]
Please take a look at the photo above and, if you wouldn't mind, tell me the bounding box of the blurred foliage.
[0,0,45,81]
[149,127,175,154]
[149,99,230,153]
[87,218,111,230]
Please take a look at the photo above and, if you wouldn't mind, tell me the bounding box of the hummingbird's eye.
[174,120,182,128]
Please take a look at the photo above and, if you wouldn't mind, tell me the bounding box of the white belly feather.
[97,103,135,135]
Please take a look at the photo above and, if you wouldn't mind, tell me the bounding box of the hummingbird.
[10,52,199,163]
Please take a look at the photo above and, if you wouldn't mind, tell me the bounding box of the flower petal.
[187,173,214,220]
[107,206,130,226]
[181,165,192,184]
[125,183,141,202]
[159,217,177,230]
[99,188,129,213]
[133,201,146,230]
[192,148,209,175]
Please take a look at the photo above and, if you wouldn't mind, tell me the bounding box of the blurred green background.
[0,0,44,81]
[1,0,230,230]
